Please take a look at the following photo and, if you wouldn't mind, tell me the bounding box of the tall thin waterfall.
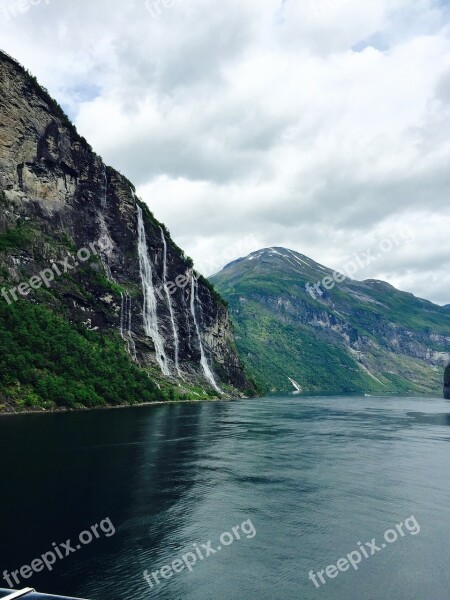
[120,291,137,361]
[160,227,182,378]
[137,206,171,376]
[97,212,114,281]
[97,167,114,281]
[190,273,223,394]
[120,292,125,336]
[98,167,135,360]
[100,165,108,209]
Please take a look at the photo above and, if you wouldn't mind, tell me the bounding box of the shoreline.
[0,395,249,418]
[1,390,439,418]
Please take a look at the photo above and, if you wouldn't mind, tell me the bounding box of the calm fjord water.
[1,395,450,600]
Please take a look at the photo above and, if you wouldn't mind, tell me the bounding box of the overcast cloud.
[1,0,449,304]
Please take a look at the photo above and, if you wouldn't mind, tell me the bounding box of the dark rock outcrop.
[445,364,450,399]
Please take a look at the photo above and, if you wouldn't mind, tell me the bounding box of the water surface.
[1,395,449,599]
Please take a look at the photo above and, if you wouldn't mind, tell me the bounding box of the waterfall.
[189,273,223,394]
[98,166,136,360]
[97,166,114,282]
[137,205,171,376]
[126,292,137,361]
[97,212,115,281]
[101,165,108,209]
[120,292,125,337]
[120,291,137,361]
[160,227,182,379]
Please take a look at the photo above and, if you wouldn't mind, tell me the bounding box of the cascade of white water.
[126,292,137,361]
[120,292,137,360]
[97,213,114,281]
[189,273,223,394]
[186,304,192,349]
[101,165,108,209]
[97,168,136,359]
[160,227,182,378]
[137,205,171,376]
[120,292,125,337]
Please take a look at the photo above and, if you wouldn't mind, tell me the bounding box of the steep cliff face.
[445,364,450,399]
[212,247,450,394]
[0,51,254,409]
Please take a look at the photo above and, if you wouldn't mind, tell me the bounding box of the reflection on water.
[407,412,450,426]
[0,395,449,600]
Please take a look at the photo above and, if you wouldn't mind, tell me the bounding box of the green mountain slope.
[0,300,169,412]
[211,247,450,395]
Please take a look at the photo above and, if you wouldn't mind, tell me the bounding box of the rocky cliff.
[445,364,450,399]
[212,247,450,395]
[0,50,255,411]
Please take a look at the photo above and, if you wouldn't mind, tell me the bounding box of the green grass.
[0,226,33,251]
[0,189,9,207]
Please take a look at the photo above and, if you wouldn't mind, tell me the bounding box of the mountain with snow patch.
[211,247,450,394]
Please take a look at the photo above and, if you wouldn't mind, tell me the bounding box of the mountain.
[211,247,450,395]
[445,364,450,399]
[0,51,255,412]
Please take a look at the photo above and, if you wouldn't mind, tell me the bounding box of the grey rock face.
[445,364,450,399]
[0,51,254,396]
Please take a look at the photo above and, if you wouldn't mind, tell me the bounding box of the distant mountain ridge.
[211,247,450,394]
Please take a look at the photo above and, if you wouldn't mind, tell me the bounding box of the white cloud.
[1,0,449,303]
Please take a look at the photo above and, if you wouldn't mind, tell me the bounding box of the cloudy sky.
[1,0,450,304]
